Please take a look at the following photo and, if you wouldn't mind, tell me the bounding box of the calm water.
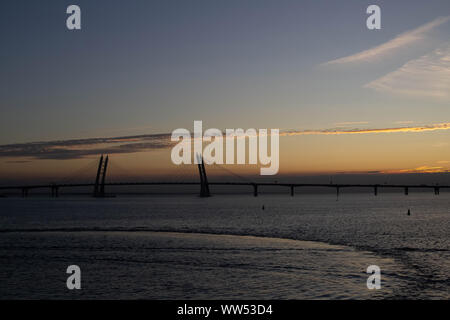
[0,193,448,299]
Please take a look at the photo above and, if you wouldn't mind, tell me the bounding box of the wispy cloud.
[0,134,173,160]
[334,121,369,127]
[394,120,415,125]
[1,123,450,160]
[281,122,450,136]
[335,166,450,174]
[323,16,450,65]
[365,44,450,99]
[383,166,450,174]
[4,160,32,164]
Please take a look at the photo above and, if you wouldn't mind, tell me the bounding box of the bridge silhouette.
[0,155,448,198]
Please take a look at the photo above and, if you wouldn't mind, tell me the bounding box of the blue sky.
[0,0,448,144]
[0,0,449,179]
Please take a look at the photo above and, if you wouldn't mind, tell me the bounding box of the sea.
[0,193,448,299]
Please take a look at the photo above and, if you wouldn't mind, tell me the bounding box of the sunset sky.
[1,0,450,183]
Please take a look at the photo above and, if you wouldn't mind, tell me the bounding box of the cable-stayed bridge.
[0,155,448,198]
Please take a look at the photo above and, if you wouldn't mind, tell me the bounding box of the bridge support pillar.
[51,185,59,198]
[93,155,103,197]
[22,188,28,198]
[290,186,294,197]
[253,184,258,197]
[93,155,109,198]
[374,186,378,196]
[404,187,409,196]
[434,187,440,195]
[99,156,109,196]
[197,154,210,197]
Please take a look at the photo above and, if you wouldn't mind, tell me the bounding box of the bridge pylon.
[196,154,210,197]
[93,155,109,197]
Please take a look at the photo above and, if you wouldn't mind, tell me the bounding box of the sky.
[0,0,450,183]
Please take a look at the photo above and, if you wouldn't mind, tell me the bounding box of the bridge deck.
[0,182,449,190]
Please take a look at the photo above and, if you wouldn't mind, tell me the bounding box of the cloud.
[0,134,173,160]
[334,121,369,127]
[4,160,32,164]
[365,44,450,99]
[323,16,450,65]
[335,166,450,174]
[281,122,450,136]
[388,166,450,174]
[394,120,414,125]
[1,123,450,160]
